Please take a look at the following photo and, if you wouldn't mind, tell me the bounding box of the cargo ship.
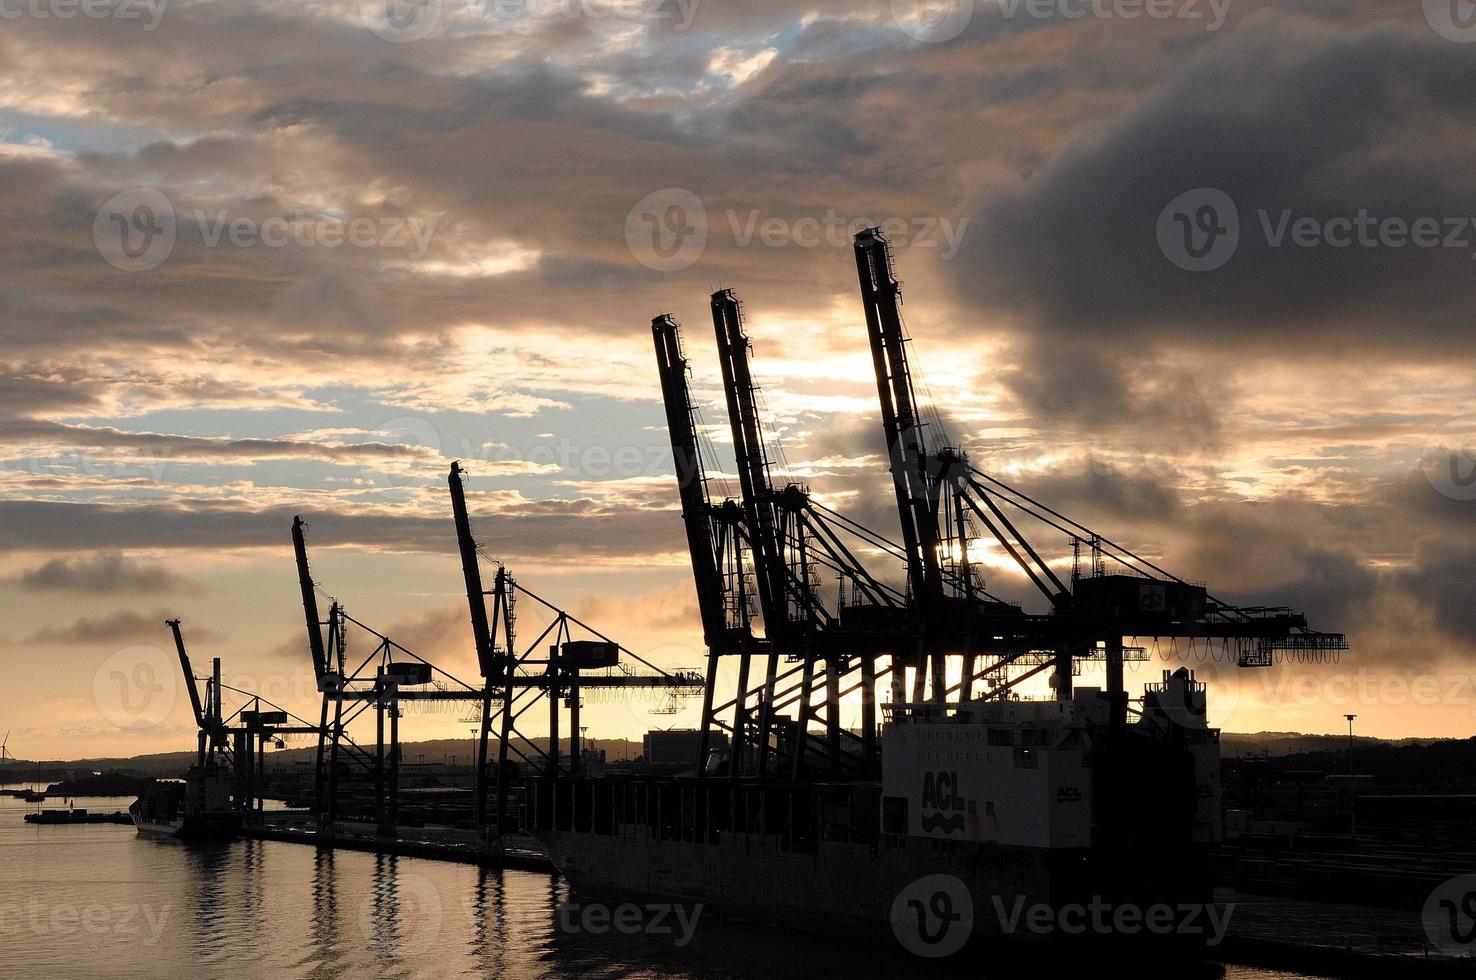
[129,765,242,839]
[528,668,1221,958]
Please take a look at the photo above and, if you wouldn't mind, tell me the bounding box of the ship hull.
[539,824,1072,937]
[129,798,242,840]
[528,774,1216,965]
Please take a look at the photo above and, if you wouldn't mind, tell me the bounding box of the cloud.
[0,497,687,564]
[17,552,199,594]
[1396,536,1476,642]
[0,420,435,463]
[953,19,1476,357]
[24,608,225,646]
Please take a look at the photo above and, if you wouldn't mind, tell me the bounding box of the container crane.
[848,227,1347,727]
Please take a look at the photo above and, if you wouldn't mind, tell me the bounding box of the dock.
[1220,888,1473,978]
[23,809,132,825]
[242,817,553,872]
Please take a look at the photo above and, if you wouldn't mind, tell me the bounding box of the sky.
[2,0,1476,761]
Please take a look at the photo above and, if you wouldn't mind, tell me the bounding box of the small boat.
[129,765,241,839]
[19,790,44,803]
[25,808,87,824]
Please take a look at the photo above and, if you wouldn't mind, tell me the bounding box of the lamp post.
[1345,714,1357,836]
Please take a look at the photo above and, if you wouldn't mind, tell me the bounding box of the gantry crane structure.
[657,295,923,781]
[291,472,703,842]
[448,462,704,835]
[653,229,1346,781]
[166,618,316,823]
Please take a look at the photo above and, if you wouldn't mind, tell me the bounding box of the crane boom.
[853,230,945,610]
[653,314,731,649]
[854,228,947,698]
[711,289,791,641]
[449,462,497,679]
[167,617,205,729]
[291,516,328,680]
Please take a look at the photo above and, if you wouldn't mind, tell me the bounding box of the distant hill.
[1224,734,1476,790]
[0,736,646,781]
[1219,731,1444,758]
[1,731,1460,779]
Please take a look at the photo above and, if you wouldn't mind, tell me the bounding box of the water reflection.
[309,848,341,976]
[466,868,509,976]
[181,839,233,965]
[0,823,1305,980]
[364,853,402,967]
[238,837,264,953]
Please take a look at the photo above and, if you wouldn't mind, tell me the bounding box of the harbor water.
[1,793,1321,979]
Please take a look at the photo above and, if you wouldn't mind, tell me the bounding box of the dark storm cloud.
[0,363,108,418]
[955,19,1476,355]
[1001,336,1222,439]
[18,553,199,594]
[1396,537,1476,640]
[1012,463,1183,525]
[1223,545,1380,635]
